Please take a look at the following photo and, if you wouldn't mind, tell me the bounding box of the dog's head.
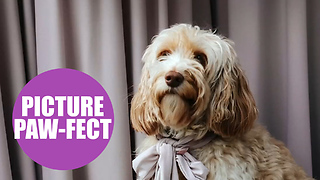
[131,24,258,138]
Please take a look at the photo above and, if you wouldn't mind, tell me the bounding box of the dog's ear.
[130,47,160,135]
[207,38,258,137]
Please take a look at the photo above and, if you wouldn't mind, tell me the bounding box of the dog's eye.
[158,50,171,57]
[194,52,207,66]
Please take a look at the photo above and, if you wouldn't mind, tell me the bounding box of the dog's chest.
[192,143,257,180]
[177,153,256,180]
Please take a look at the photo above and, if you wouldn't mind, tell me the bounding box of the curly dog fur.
[131,24,312,180]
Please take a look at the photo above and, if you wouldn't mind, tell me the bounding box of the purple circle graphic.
[12,68,114,170]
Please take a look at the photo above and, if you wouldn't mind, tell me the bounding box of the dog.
[130,24,312,180]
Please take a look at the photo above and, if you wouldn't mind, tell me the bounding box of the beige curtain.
[220,0,315,176]
[36,0,132,180]
[0,0,319,179]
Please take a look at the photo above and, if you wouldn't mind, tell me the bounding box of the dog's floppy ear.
[130,47,160,135]
[207,38,258,137]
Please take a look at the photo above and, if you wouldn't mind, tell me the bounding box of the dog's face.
[131,24,258,138]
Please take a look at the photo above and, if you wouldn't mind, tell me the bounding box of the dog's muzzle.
[165,71,184,87]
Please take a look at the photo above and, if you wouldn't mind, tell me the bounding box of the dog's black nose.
[165,71,184,87]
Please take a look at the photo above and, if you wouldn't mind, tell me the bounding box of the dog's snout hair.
[131,24,258,137]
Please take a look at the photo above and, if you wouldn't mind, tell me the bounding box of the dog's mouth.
[157,85,200,130]
[158,93,192,129]
[158,89,196,107]
[165,91,198,112]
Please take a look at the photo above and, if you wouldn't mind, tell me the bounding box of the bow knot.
[132,133,215,180]
[156,138,189,155]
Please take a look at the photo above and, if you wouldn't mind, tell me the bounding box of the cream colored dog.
[131,24,312,180]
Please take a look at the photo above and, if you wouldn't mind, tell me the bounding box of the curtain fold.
[0,0,37,180]
[123,0,149,148]
[18,0,37,80]
[286,0,312,174]
[0,0,319,179]
[0,89,12,180]
[307,0,320,178]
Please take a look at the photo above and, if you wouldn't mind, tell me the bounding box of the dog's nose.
[165,71,184,87]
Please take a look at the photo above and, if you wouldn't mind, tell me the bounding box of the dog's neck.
[159,123,210,140]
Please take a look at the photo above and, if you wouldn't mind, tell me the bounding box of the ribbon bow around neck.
[132,133,215,180]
